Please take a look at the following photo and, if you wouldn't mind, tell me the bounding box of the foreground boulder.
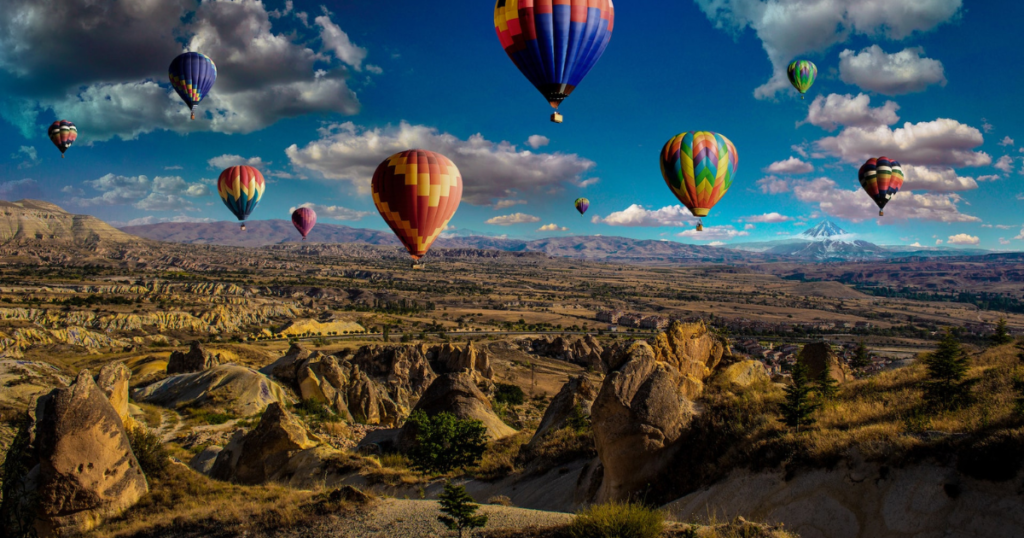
[210,403,319,484]
[34,371,148,535]
[648,320,729,399]
[399,371,516,446]
[590,341,694,502]
[258,343,312,384]
[95,361,132,427]
[716,360,770,389]
[798,342,850,383]
[133,364,287,416]
[166,341,220,374]
[529,375,597,447]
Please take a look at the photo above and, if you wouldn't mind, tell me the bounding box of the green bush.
[493,383,525,406]
[291,399,342,425]
[566,502,664,538]
[404,411,487,474]
[126,425,170,479]
[184,408,235,425]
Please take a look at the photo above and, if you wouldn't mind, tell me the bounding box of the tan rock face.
[717,360,770,389]
[798,342,849,383]
[132,364,286,416]
[95,361,132,427]
[648,321,728,399]
[34,371,148,536]
[520,335,604,370]
[401,371,516,444]
[0,360,69,413]
[166,341,220,374]
[210,402,319,485]
[590,341,694,503]
[529,375,597,447]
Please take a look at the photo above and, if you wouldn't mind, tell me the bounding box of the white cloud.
[994,155,1015,174]
[757,176,791,195]
[591,204,697,227]
[947,233,979,246]
[314,14,367,70]
[815,118,990,167]
[999,136,1014,147]
[164,165,183,170]
[289,202,371,221]
[113,215,216,227]
[61,185,84,196]
[0,178,38,198]
[11,146,39,169]
[486,213,541,226]
[694,0,962,99]
[838,46,946,95]
[537,223,569,232]
[708,241,726,246]
[765,157,814,174]
[286,122,596,205]
[575,177,600,188]
[901,165,977,192]
[493,199,527,210]
[976,174,1001,182]
[366,64,383,75]
[791,143,809,158]
[802,93,900,131]
[982,119,994,133]
[676,225,749,241]
[791,177,979,223]
[134,193,194,211]
[72,173,210,210]
[744,212,794,223]
[910,242,922,247]
[527,135,550,149]
[207,155,266,169]
[744,223,756,230]
[999,238,1011,246]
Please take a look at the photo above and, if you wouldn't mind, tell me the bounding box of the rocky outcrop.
[0,360,69,413]
[400,371,516,445]
[427,342,494,379]
[519,335,604,370]
[259,343,313,384]
[716,360,770,389]
[210,403,320,485]
[529,375,598,447]
[349,344,437,400]
[278,318,364,337]
[95,361,132,427]
[648,321,729,399]
[166,341,220,374]
[33,371,148,535]
[590,341,695,503]
[133,364,287,416]
[798,342,850,383]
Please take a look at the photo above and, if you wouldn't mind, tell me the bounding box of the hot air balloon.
[292,207,317,240]
[494,0,615,123]
[787,60,817,99]
[858,157,903,216]
[659,132,738,232]
[48,120,77,158]
[169,52,217,120]
[371,149,462,263]
[217,165,265,231]
[575,198,589,216]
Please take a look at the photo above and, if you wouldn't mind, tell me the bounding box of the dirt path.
[155,408,183,443]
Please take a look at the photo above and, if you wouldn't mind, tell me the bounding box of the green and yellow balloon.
[787,60,817,99]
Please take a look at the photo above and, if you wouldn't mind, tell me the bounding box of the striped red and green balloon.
[858,157,903,216]
[787,60,817,99]
[169,52,217,120]
[48,120,77,158]
[372,149,463,261]
[659,132,738,220]
[217,165,265,230]
[575,197,589,216]
[494,0,614,117]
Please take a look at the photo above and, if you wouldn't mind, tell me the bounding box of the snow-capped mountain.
[800,221,853,241]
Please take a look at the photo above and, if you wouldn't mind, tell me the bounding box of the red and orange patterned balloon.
[371,150,463,260]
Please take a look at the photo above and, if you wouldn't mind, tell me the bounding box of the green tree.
[437,482,487,538]
[851,340,871,369]
[405,411,487,473]
[922,330,977,410]
[815,367,839,401]
[992,318,1013,346]
[382,325,390,341]
[493,383,525,406]
[780,362,818,430]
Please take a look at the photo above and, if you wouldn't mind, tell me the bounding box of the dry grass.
[474,431,532,480]
[518,426,597,475]
[360,452,431,487]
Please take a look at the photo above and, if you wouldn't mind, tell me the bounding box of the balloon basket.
[240,223,247,231]
[696,224,703,232]
[550,112,563,124]
[412,263,425,270]
[879,211,884,216]
[61,154,65,159]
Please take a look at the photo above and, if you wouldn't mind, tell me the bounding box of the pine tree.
[382,325,390,341]
[923,330,976,410]
[781,362,819,430]
[437,482,488,538]
[815,367,839,401]
[992,318,1013,346]
[851,340,871,369]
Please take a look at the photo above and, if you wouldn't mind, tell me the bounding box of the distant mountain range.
[0,200,141,247]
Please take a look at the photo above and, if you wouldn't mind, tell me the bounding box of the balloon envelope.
[659,132,738,218]
[291,207,317,240]
[787,60,817,97]
[575,197,589,216]
[494,0,614,110]
[48,120,77,156]
[371,149,463,260]
[217,165,265,224]
[858,157,903,215]
[169,52,217,118]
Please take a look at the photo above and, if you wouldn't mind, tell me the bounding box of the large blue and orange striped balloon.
[494,0,614,118]
[659,132,739,219]
[217,165,265,230]
[169,52,217,120]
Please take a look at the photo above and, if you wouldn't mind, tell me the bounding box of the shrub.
[184,408,235,425]
[493,383,525,406]
[992,318,1013,346]
[566,502,664,538]
[127,425,170,479]
[291,399,342,425]
[404,411,487,474]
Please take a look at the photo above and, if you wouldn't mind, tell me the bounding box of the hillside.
[0,200,141,247]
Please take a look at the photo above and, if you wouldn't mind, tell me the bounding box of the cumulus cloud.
[901,165,977,192]
[537,223,569,232]
[765,157,814,174]
[815,119,990,167]
[575,177,600,188]
[112,215,216,227]
[208,155,266,169]
[994,155,1014,174]
[791,177,979,223]
[72,173,210,210]
[286,122,596,205]
[486,213,541,226]
[708,241,726,246]
[1015,227,1024,240]
[744,223,756,230]
[676,225,749,241]
[757,176,791,195]
[947,233,979,245]
[999,136,1014,147]
[493,199,527,210]
[694,0,962,99]
[289,202,371,221]
[838,46,946,95]
[314,14,367,70]
[976,174,1001,182]
[802,93,900,131]
[1000,238,1011,246]
[590,204,697,227]
[743,212,794,223]
[10,146,39,169]
[527,135,550,149]
[0,178,39,199]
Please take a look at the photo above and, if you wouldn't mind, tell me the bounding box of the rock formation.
[259,343,313,384]
[133,364,287,416]
[400,370,516,444]
[798,342,850,383]
[95,361,133,427]
[648,320,729,399]
[529,375,598,447]
[716,360,770,389]
[0,360,70,413]
[166,341,220,374]
[33,371,148,535]
[519,335,604,370]
[210,403,319,485]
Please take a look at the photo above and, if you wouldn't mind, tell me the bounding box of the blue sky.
[1,0,1022,249]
